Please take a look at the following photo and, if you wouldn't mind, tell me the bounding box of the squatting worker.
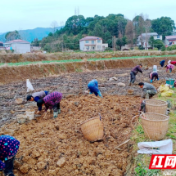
[129,64,143,86]
[37,91,62,118]
[0,135,20,176]
[87,79,103,98]
[138,82,157,112]
[139,82,157,99]
[27,91,49,113]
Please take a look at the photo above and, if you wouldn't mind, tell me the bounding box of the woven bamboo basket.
[80,117,104,142]
[145,99,167,114]
[140,112,169,140]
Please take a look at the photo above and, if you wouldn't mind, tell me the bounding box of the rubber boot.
[53,111,58,118]
[58,109,61,114]
[150,80,153,83]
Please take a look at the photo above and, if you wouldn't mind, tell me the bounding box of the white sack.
[138,139,173,154]
[26,79,34,92]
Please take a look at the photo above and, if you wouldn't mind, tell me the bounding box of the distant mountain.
[0,27,62,43]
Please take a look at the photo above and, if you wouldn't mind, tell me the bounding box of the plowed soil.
[1,95,139,176]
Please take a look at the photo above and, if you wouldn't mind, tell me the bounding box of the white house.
[4,39,30,54]
[165,36,176,46]
[137,32,162,49]
[79,36,108,51]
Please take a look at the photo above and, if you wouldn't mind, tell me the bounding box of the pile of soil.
[1,95,139,176]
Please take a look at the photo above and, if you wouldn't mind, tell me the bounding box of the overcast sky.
[0,0,176,33]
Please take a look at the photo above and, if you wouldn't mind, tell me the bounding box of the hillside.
[40,14,176,52]
[0,27,62,43]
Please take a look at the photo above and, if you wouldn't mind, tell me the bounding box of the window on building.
[91,40,94,44]
[86,46,89,50]
[157,35,160,39]
[92,47,95,50]
[97,40,101,43]
[85,41,89,43]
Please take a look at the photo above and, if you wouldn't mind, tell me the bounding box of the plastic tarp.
[26,79,34,92]
[138,139,173,154]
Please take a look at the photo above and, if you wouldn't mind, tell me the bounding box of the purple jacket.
[0,135,20,170]
[43,92,62,110]
[131,65,143,75]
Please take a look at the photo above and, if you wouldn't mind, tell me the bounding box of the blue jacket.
[88,79,102,97]
[0,135,20,170]
[160,60,165,67]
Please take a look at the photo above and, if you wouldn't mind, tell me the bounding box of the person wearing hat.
[87,79,103,98]
[26,91,49,113]
[149,65,159,83]
[0,135,20,176]
[37,91,62,118]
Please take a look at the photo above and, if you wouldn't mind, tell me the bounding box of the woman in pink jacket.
[165,64,174,72]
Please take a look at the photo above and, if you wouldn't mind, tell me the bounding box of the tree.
[93,24,103,37]
[65,15,86,35]
[149,37,164,50]
[151,17,176,39]
[5,31,21,41]
[51,21,58,34]
[116,36,127,50]
[125,20,134,47]
[32,38,40,46]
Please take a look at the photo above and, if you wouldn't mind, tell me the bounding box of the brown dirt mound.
[0,50,176,63]
[1,56,176,85]
[1,95,139,176]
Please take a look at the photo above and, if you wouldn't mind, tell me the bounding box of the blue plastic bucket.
[166,78,175,88]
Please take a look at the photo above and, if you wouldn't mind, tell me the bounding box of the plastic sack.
[138,139,173,154]
[159,85,169,92]
[161,90,174,97]
[26,79,34,92]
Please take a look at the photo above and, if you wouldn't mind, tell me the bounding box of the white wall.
[79,41,85,51]
[154,35,162,40]
[12,43,30,53]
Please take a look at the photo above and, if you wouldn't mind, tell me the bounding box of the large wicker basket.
[140,112,169,140]
[145,99,167,114]
[81,117,104,142]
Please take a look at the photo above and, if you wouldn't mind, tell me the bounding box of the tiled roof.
[4,39,30,44]
[166,36,176,40]
[80,36,102,41]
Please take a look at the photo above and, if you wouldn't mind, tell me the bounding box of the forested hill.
[0,27,61,43]
[40,14,176,52]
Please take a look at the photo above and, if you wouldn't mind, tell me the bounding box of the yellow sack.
[161,90,174,97]
[159,85,169,92]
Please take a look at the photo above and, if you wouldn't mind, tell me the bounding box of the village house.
[79,36,108,51]
[4,39,30,54]
[137,32,162,49]
[165,36,176,46]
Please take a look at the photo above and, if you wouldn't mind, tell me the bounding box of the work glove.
[97,91,103,98]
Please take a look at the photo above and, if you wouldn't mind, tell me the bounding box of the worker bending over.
[37,91,62,118]
[149,65,159,83]
[88,79,103,98]
[130,64,143,86]
[160,60,165,67]
[165,64,174,73]
[27,91,49,113]
[0,135,20,176]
